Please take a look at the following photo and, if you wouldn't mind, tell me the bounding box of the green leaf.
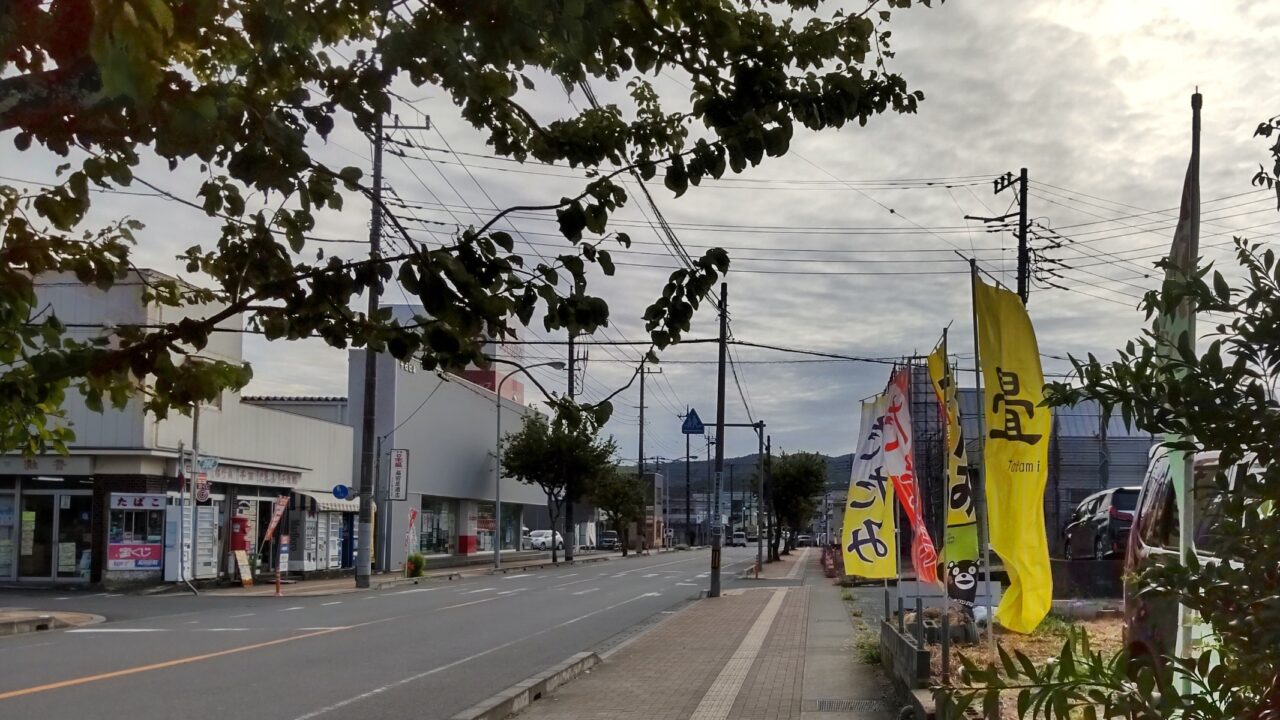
[557,202,587,241]
[598,250,615,276]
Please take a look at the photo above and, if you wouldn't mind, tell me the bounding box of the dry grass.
[931,616,1125,719]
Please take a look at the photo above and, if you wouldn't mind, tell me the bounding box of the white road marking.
[501,574,526,580]
[497,588,527,596]
[279,606,304,612]
[611,555,705,576]
[299,627,350,631]
[185,620,201,624]
[676,582,698,586]
[571,587,599,596]
[554,573,578,578]
[552,577,593,588]
[288,591,662,720]
[54,597,70,601]
[67,628,164,633]
[643,573,658,578]
[197,628,249,632]
[389,587,439,595]
[230,613,256,618]
[462,587,496,595]
[321,601,343,606]
[439,596,502,610]
[689,589,789,720]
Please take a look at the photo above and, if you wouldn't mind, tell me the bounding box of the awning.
[295,490,362,513]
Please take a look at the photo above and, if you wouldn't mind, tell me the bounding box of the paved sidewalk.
[512,548,894,720]
[0,607,101,635]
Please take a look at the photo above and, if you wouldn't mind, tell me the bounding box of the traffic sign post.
[681,408,705,435]
[333,484,350,500]
[276,534,290,598]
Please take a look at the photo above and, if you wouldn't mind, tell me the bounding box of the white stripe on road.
[439,596,502,610]
[389,587,439,595]
[290,592,666,720]
[501,574,526,580]
[571,587,599,596]
[67,628,164,633]
[230,613,256,618]
[643,573,658,578]
[462,587,496,595]
[279,606,304,612]
[688,589,789,720]
[552,577,593,588]
[197,628,249,632]
[497,588,527,595]
[554,573,578,578]
[321,601,344,606]
[610,555,706,576]
[676,582,698,586]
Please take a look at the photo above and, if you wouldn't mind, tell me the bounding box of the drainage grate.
[801,698,891,713]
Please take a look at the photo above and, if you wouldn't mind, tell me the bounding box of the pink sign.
[108,543,163,570]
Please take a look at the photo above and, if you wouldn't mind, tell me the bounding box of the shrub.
[405,552,426,577]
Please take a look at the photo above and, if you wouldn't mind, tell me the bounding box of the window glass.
[1138,455,1170,545]
[1112,489,1139,511]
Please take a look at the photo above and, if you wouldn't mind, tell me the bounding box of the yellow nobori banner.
[926,346,978,564]
[975,279,1052,634]
[842,395,897,579]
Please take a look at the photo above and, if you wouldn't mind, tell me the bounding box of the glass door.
[56,494,93,579]
[0,495,16,578]
[19,494,55,578]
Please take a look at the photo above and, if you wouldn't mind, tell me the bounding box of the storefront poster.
[57,542,77,572]
[20,511,35,554]
[108,542,164,570]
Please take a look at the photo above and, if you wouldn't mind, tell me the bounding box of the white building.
[0,271,355,588]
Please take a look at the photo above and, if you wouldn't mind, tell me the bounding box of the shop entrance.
[18,490,92,581]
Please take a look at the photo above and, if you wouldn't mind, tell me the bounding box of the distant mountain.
[626,452,854,495]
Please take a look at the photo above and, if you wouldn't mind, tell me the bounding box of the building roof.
[957,389,1151,440]
[242,395,348,403]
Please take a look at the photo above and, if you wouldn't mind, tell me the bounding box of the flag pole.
[940,327,952,652]
[969,258,998,660]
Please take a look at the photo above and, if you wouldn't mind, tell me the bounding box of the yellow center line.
[0,616,397,702]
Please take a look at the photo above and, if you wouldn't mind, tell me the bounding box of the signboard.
[196,456,219,472]
[279,534,290,569]
[195,473,211,502]
[332,485,350,500]
[681,409,705,435]
[108,543,163,570]
[234,550,254,586]
[184,460,302,488]
[262,496,290,542]
[389,449,409,501]
[110,494,166,510]
[0,455,93,476]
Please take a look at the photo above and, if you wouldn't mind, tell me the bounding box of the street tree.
[768,452,826,560]
[947,120,1280,719]
[0,0,938,454]
[589,467,647,557]
[501,411,615,562]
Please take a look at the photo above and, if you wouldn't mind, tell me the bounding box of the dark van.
[1063,487,1140,560]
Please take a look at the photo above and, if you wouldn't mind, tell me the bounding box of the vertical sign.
[404,507,419,555]
[390,449,410,501]
[263,496,290,543]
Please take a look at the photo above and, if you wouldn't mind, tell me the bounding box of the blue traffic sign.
[332,484,350,500]
[681,408,705,435]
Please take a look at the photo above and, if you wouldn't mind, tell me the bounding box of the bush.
[405,552,426,577]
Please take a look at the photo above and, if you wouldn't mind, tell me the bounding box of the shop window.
[418,498,454,555]
[107,505,165,571]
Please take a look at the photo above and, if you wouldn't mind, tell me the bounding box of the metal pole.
[356,111,385,589]
[565,331,575,561]
[710,281,728,598]
[685,428,692,546]
[191,402,200,583]
[756,423,764,573]
[495,371,510,570]
[638,360,645,485]
[1017,167,1030,305]
[970,258,998,659]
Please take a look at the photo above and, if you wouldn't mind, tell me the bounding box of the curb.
[0,612,105,637]
[448,651,600,720]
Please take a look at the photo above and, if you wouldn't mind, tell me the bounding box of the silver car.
[528,530,564,550]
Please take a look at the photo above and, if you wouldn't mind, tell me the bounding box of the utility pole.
[638,358,645,484]
[355,112,385,589]
[755,422,765,572]
[727,465,735,536]
[685,410,692,546]
[565,331,576,561]
[710,282,728,598]
[765,434,772,561]
[992,167,1030,304]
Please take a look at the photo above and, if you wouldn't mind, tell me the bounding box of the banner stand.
[968,258,998,660]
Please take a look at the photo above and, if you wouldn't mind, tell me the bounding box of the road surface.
[0,548,760,719]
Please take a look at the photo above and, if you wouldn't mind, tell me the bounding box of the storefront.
[0,456,98,584]
[287,491,359,573]
[416,496,456,556]
[475,500,522,553]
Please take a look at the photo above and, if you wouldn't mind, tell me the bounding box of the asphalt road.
[0,547,761,720]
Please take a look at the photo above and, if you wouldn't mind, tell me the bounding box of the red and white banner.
[263,496,290,542]
[884,367,939,585]
[404,507,419,555]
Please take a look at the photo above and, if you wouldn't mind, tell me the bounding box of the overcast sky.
[9,0,1280,465]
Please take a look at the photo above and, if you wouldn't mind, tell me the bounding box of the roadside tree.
[768,452,825,561]
[0,0,938,453]
[501,412,615,562]
[589,467,647,557]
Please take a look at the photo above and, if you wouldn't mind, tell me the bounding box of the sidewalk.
[0,608,101,635]
[511,549,895,719]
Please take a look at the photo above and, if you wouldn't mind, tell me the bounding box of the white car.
[529,530,564,550]
[731,532,748,547]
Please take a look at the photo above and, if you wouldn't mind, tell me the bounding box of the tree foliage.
[589,466,647,556]
[0,0,937,453]
[768,451,826,557]
[501,410,615,562]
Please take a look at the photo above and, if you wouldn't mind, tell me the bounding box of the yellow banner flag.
[927,346,978,564]
[842,395,897,579]
[975,279,1052,634]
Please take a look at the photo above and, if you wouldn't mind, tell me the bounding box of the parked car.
[796,534,811,547]
[528,530,564,550]
[745,531,758,543]
[1063,486,1141,560]
[598,530,620,551]
[730,531,747,547]
[1125,449,1232,670]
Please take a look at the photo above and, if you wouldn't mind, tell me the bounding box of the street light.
[653,455,693,548]
[494,360,565,569]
